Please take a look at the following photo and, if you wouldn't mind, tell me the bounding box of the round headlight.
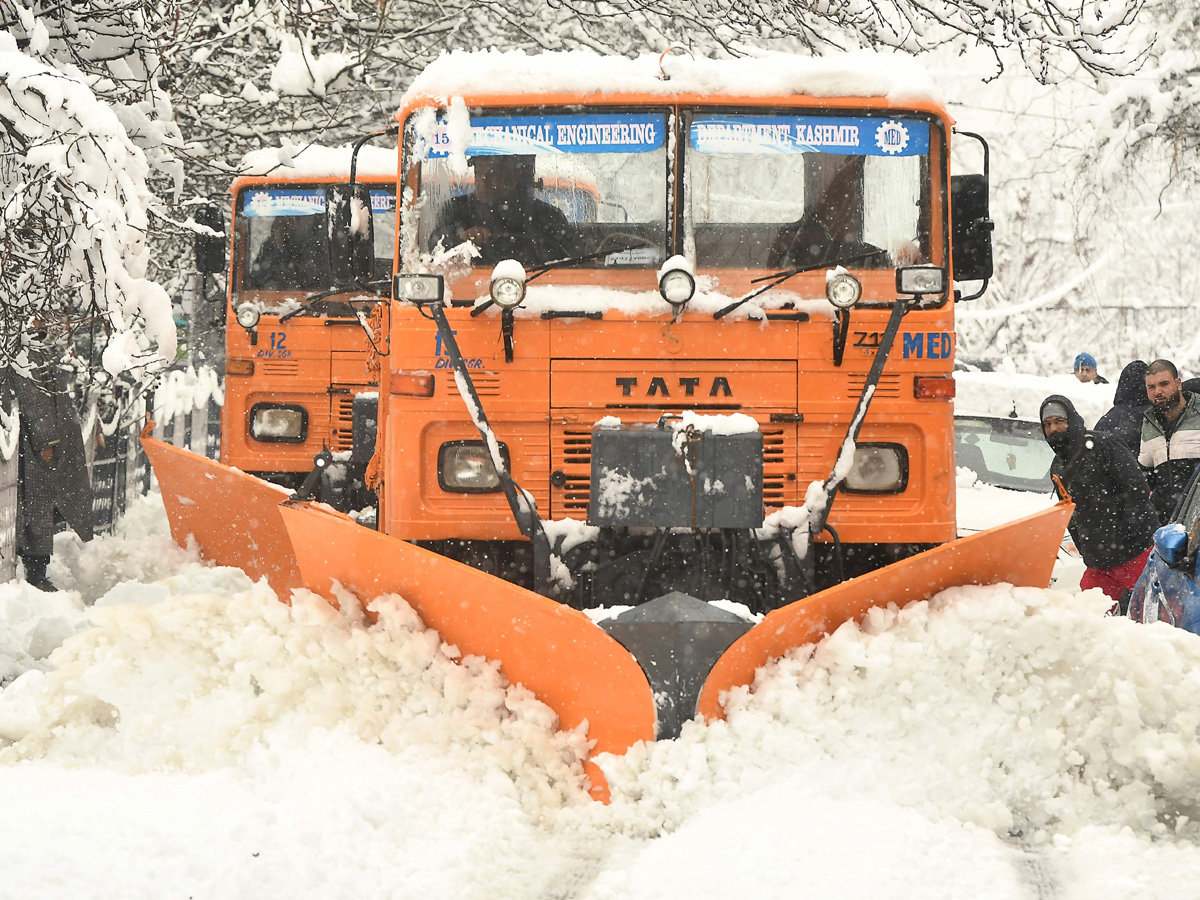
[659,269,696,307]
[235,303,260,329]
[490,276,526,309]
[826,273,862,309]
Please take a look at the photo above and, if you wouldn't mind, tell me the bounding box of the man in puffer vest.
[1139,359,1200,524]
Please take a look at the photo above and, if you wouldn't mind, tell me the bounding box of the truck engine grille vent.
[847,373,902,399]
[330,397,355,452]
[260,361,300,377]
[552,423,792,517]
[442,372,500,397]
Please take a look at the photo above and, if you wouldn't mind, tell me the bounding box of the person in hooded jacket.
[1095,360,1149,455]
[1041,394,1157,613]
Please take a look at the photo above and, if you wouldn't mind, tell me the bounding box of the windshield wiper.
[470,243,648,318]
[712,249,885,320]
[278,282,389,323]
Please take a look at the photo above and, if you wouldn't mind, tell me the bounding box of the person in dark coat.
[429,155,571,266]
[11,344,93,591]
[1095,360,1149,455]
[1041,394,1157,612]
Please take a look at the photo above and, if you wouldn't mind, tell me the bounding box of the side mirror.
[1153,523,1189,568]
[193,204,226,275]
[951,174,993,283]
[327,183,374,285]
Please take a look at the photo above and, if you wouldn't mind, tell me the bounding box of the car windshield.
[238,186,396,292]
[410,110,669,268]
[685,112,932,270]
[954,416,1054,492]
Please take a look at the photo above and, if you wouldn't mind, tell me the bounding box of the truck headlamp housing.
[235,303,261,329]
[896,265,946,296]
[843,443,908,493]
[394,273,445,304]
[826,272,862,309]
[490,276,526,309]
[249,403,308,443]
[438,440,510,493]
[657,255,696,308]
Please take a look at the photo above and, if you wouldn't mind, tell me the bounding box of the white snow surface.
[3,493,1200,895]
[239,143,398,179]
[956,369,1116,426]
[405,49,942,108]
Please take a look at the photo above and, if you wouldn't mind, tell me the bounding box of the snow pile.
[406,49,940,107]
[151,366,224,424]
[600,585,1200,844]
[240,143,398,179]
[270,34,354,98]
[1,580,590,812]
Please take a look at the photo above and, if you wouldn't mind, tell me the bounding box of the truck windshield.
[412,110,669,269]
[238,186,396,291]
[686,113,932,270]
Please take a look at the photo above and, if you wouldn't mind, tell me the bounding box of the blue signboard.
[690,114,929,157]
[424,114,666,158]
[243,189,396,217]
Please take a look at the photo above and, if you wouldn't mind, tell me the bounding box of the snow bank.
[405,49,941,108]
[2,580,590,812]
[599,585,1200,845]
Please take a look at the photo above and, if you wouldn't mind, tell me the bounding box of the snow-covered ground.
[2,491,1199,898]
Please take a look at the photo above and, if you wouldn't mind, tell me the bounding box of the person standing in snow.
[1139,359,1200,524]
[9,338,93,591]
[1042,395,1156,613]
[1073,352,1108,384]
[1094,360,1149,455]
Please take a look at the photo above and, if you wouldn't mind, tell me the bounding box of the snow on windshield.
[411,111,669,269]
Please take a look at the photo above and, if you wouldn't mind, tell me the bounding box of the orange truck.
[150,52,1071,796]
[195,146,398,513]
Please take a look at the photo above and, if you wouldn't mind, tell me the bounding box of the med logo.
[902,331,953,359]
[875,120,909,155]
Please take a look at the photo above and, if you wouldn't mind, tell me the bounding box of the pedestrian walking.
[1042,395,1157,613]
[10,343,93,591]
[1095,360,1149,455]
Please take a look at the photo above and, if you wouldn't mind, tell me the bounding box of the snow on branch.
[0,32,174,374]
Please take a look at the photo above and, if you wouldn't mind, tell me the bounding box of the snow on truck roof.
[238,144,397,179]
[402,48,943,108]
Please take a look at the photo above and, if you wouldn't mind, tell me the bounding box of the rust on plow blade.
[697,501,1075,722]
[141,434,303,599]
[277,501,657,802]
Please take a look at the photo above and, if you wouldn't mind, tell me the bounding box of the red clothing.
[1080,548,1151,614]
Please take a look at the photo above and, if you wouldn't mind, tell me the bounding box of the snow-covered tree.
[0,0,181,376]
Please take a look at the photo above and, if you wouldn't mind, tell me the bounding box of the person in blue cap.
[1074,352,1108,384]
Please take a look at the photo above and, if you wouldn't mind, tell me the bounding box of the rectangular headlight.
[249,404,307,442]
[843,444,907,493]
[896,266,946,296]
[438,441,509,493]
[394,273,444,304]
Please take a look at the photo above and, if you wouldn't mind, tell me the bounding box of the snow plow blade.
[141,434,303,599]
[697,501,1075,721]
[277,501,657,802]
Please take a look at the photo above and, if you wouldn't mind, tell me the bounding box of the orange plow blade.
[142,435,303,598]
[697,501,1075,722]
[277,501,657,801]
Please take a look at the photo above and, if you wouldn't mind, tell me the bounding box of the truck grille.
[441,371,501,398]
[330,396,355,452]
[260,361,300,377]
[848,373,903,399]
[551,421,794,518]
